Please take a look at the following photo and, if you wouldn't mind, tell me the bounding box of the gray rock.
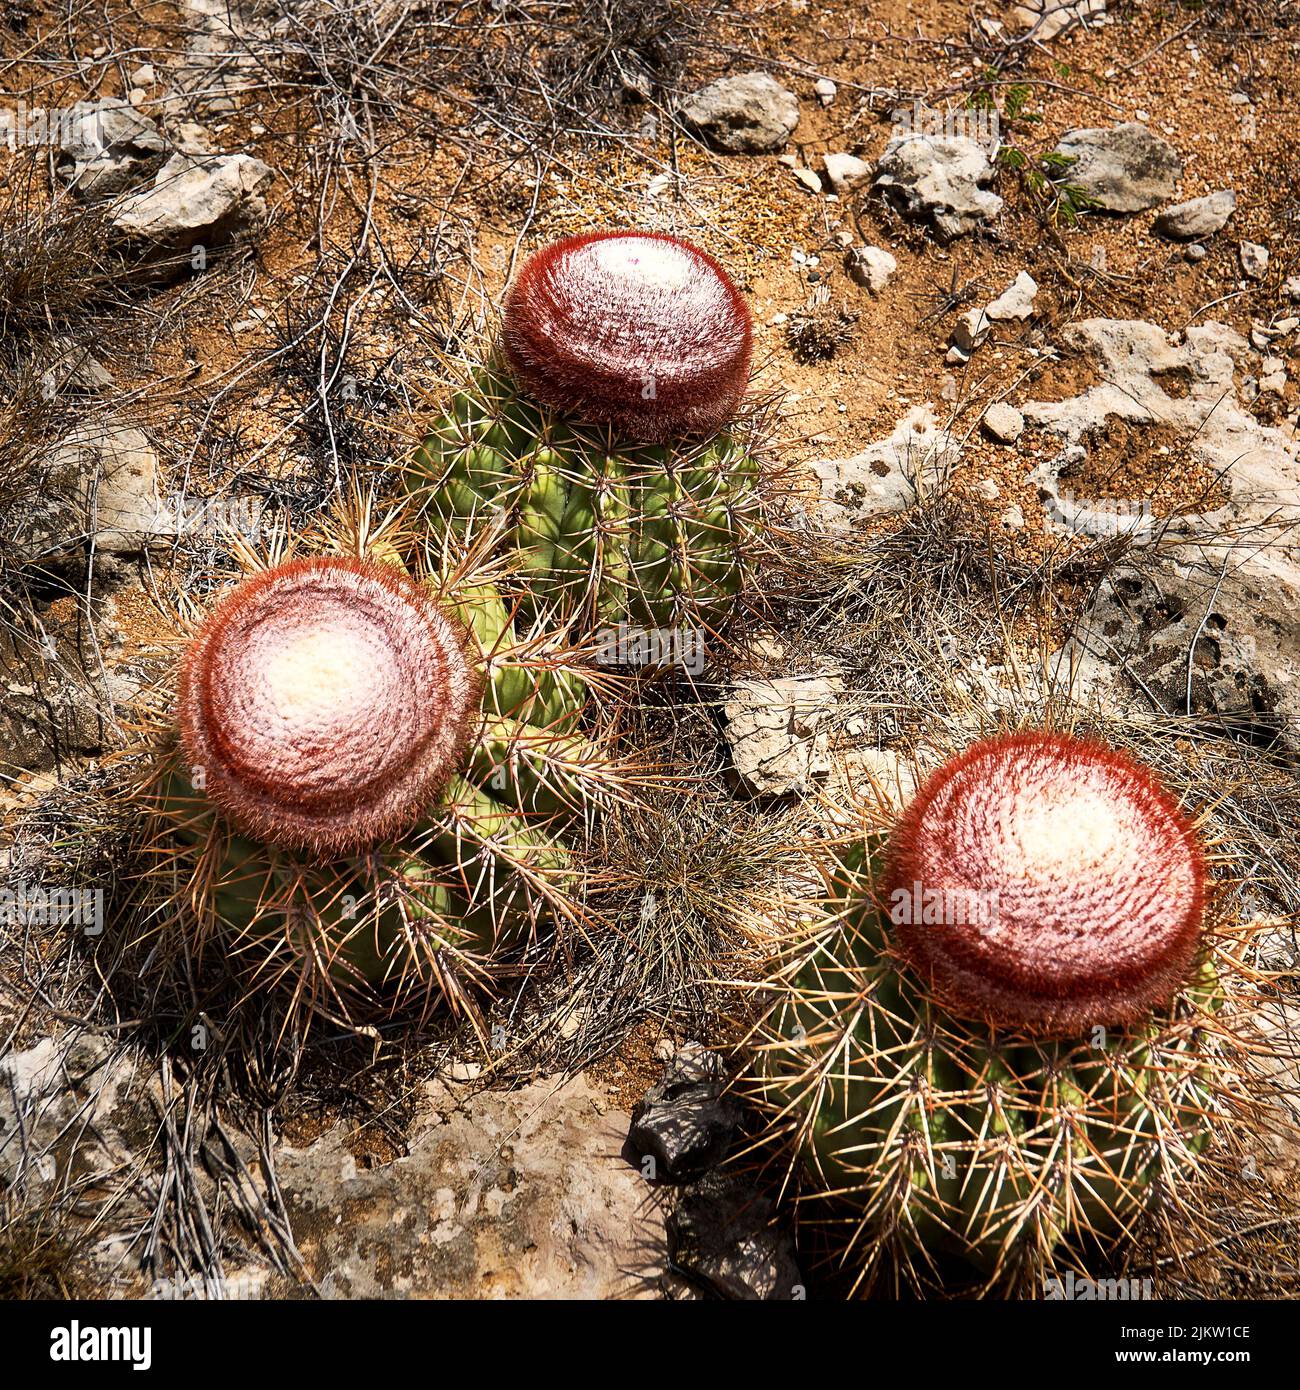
[0,610,127,773]
[668,1171,802,1300]
[1057,560,1300,754]
[1155,189,1236,240]
[276,1073,666,1298]
[949,270,1037,353]
[1240,240,1270,280]
[678,73,800,154]
[0,1034,155,1196]
[1025,317,1300,750]
[809,405,957,528]
[723,673,844,796]
[629,1043,742,1182]
[1052,123,1182,212]
[1,650,123,772]
[40,343,115,397]
[1023,318,1299,583]
[163,0,267,116]
[1260,356,1287,396]
[80,425,173,555]
[0,1046,669,1300]
[112,152,275,267]
[1286,276,1300,303]
[12,420,173,564]
[54,99,167,197]
[829,746,917,807]
[1185,242,1208,262]
[167,120,217,155]
[952,306,991,354]
[983,402,1025,443]
[844,244,896,293]
[873,134,1003,242]
[1011,0,1106,39]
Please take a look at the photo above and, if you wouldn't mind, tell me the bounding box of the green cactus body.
[158,762,511,987]
[407,369,761,629]
[154,571,598,995]
[762,835,1220,1285]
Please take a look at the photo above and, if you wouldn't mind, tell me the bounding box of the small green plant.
[998,147,1098,226]
[968,80,1098,226]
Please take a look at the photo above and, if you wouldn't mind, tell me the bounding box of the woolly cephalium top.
[502,230,752,442]
[179,556,479,856]
[884,731,1206,1035]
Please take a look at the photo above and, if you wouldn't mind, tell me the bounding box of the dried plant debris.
[785,287,858,365]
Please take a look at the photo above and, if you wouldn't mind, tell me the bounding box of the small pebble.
[822,152,871,194]
[844,244,897,294]
[983,402,1025,444]
[1260,357,1287,395]
[1240,240,1269,280]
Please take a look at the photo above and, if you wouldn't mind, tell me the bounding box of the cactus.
[142,549,622,1025]
[406,231,763,630]
[756,731,1229,1291]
